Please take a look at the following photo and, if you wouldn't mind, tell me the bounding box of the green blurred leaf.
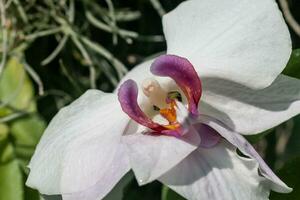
[161,186,185,200]
[0,139,14,164]
[104,172,134,200]
[0,57,45,200]
[0,160,24,200]
[245,128,274,144]
[42,195,62,200]
[124,180,162,200]
[0,123,9,141]
[11,115,45,147]
[24,185,40,200]
[285,115,300,158]
[0,56,36,112]
[10,115,46,167]
[283,49,300,79]
[270,156,300,200]
[0,107,12,117]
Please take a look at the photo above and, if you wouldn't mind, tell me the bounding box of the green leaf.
[124,180,162,200]
[0,123,9,141]
[270,156,300,200]
[10,115,46,167]
[11,115,45,147]
[42,195,62,200]
[161,186,186,200]
[0,56,44,200]
[0,107,12,117]
[24,186,40,200]
[283,49,300,79]
[285,115,300,158]
[0,56,36,112]
[104,172,134,200]
[0,160,24,200]
[0,139,14,164]
[245,128,274,144]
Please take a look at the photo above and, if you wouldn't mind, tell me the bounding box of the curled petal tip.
[151,54,202,114]
[118,79,164,132]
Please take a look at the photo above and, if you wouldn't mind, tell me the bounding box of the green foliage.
[0,123,9,141]
[285,115,300,158]
[0,160,24,200]
[283,49,300,79]
[123,180,162,200]
[104,172,134,200]
[270,156,300,200]
[162,186,186,200]
[11,115,46,169]
[245,128,274,144]
[0,136,14,163]
[0,56,45,200]
[0,57,36,112]
[11,115,45,148]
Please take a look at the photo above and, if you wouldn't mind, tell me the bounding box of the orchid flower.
[26,0,300,199]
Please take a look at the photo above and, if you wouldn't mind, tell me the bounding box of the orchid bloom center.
[142,78,167,108]
[118,54,202,137]
[142,78,182,130]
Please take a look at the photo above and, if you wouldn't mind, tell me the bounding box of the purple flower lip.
[118,79,166,133]
[151,55,202,116]
[118,54,202,137]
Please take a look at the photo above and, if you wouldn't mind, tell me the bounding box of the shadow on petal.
[199,101,235,129]
[42,195,62,200]
[159,141,234,186]
[198,115,292,193]
[201,75,300,111]
[159,140,270,200]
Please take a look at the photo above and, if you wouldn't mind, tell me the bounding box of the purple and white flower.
[26,0,300,199]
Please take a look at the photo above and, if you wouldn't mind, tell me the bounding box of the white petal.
[163,0,291,89]
[160,140,270,200]
[115,59,159,106]
[200,75,300,134]
[199,116,292,193]
[115,58,175,98]
[26,90,130,195]
[116,59,154,91]
[62,144,130,200]
[123,129,200,185]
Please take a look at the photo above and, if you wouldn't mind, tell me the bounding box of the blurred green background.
[0,0,299,200]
